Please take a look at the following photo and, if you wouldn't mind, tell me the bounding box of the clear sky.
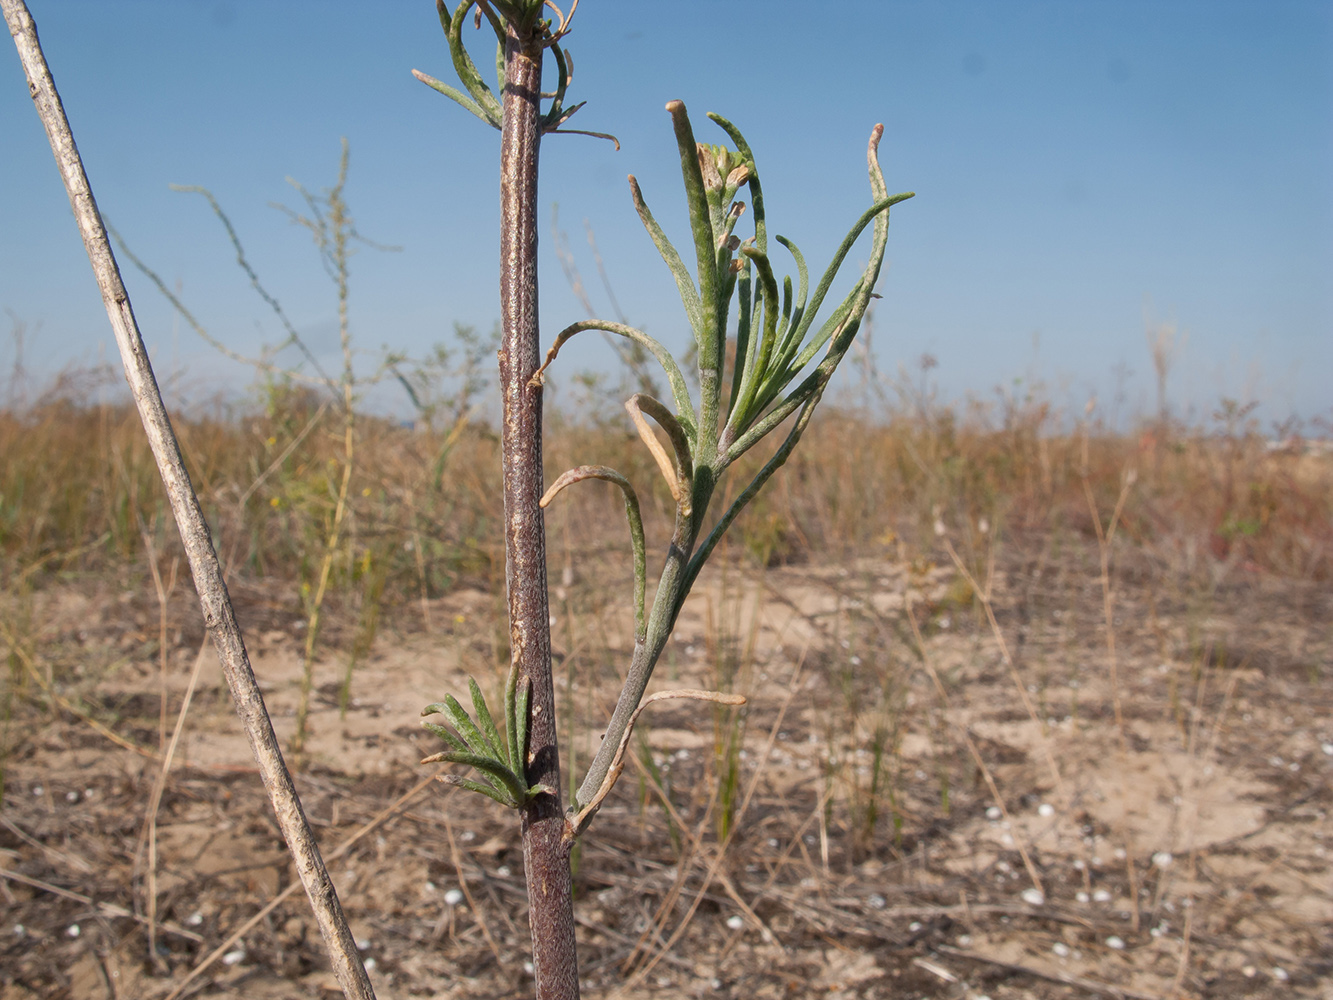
[2,1,1330,429]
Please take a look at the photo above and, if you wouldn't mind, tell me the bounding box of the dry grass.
[1,370,1330,998]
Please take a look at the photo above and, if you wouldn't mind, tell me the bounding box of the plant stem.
[1,2,374,997]
[498,18,579,1000]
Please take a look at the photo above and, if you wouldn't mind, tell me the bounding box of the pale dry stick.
[293,425,354,756]
[1080,458,1140,928]
[903,592,1047,899]
[135,521,179,969]
[0,867,203,943]
[2,5,375,998]
[164,773,436,1000]
[597,698,778,949]
[439,794,508,971]
[1,816,95,875]
[626,646,809,986]
[935,943,1168,1000]
[137,526,179,748]
[133,638,210,974]
[621,728,778,946]
[566,689,746,840]
[615,695,759,974]
[1170,667,1241,994]
[942,538,1067,804]
[108,227,335,392]
[2,622,163,761]
[710,778,839,970]
[235,399,331,510]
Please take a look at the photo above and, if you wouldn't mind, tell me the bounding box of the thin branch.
[565,689,745,842]
[1,4,375,998]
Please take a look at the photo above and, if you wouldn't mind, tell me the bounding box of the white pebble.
[66,924,80,938]
[725,915,744,930]
[13,925,24,937]
[65,790,79,803]
[1037,803,1055,817]
[186,911,203,926]
[867,894,886,910]
[908,921,922,932]
[1021,888,1045,906]
[1321,742,1333,756]
[497,865,511,877]
[1152,851,1173,868]
[986,806,1003,821]
[356,938,371,951]
[1076,891,1090,903]
[1052,942,1070,957]
[364,958,377,972]
[221,949,246,965]
[1273,967,1289,982]
[523,961,535,975]
[1093,889,1112,903]
[1105,935,1126,950]
[443,889,464,906]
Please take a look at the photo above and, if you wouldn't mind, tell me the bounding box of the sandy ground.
[1,537,1330,999]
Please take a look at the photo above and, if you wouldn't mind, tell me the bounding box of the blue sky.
[2,1,1329,428]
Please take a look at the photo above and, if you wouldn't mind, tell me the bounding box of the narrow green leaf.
[514,675,532,779]
[629,176,703,340]
[504,661,520,774]
[539,319,697,444]
[726,246,780,435]
[436,750,529,806]
[421,720,467,753]
[727,261,753,419]
[412,71,495,127]
[707,113,767,254]
[770,235,810,375]
[786,280,862,375]
[441,694,495,758]
[540,41,571,130]
[787,192,914,351]
[439,774,520,808]
[469,677,507,762]
[543,463,650,638]
[446,2,502,127]
[666,101,722,436]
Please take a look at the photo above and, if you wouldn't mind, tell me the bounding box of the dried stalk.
[2,3,374,997]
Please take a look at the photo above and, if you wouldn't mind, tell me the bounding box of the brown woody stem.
[498,17,580,1000]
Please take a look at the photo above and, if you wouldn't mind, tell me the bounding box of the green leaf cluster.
[421,674,550,808]
[415,0,599,142]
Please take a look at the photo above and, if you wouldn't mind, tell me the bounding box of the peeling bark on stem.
[499,21,580,1000]
[2,3,375,998]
